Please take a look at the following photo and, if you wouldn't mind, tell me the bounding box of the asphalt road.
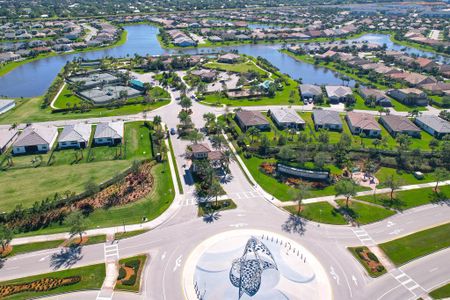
[0,79,448,300]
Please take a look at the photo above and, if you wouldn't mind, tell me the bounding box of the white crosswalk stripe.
[232,191,263,199]
[390,269,426,297]
[104,243,119,262]
[351,228,376,246]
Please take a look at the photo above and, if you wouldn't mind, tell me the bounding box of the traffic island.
[348,246,386,277]
[183,229,332,300]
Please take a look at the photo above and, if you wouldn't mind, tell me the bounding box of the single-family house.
[0,128,18,153]
[414,115,450,139]
[0,99,16,114]
[189,143,224,171]
[191,69,217,82]
[58,124,92,148]
[325,85,353,104]
[387,88,428,106]
[235,110,270,131]
[312,110,343,131]
[299,84,323,101]
[269,108,305,129]
[379,115,421,138]
[346,112,381,138]
[358,87,391,107]
[94,122,124,145]
[218,53,240,64]
[12,125,58,154]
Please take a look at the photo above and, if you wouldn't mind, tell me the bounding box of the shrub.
[121,274,136,286]
[376,265,385,272]
[124,259,140,270]
[118,267,126,280]
[367,252,379,263]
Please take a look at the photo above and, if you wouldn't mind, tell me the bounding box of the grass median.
[379,222,450,266]
[284,202,348,225]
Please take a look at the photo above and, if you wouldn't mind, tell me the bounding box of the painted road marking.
[104,244,119,262]
[329,266,340,285]
[229,223,248,228]
[390,269,426,297]
[352,275,358,286]
[351,228,375,246]
[173,255,183,272]
[161,251,167,260]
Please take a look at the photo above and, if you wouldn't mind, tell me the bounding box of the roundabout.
[183,229,332,300]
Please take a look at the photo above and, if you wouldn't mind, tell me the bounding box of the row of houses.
[233,109,450,140]
[0,122,124,155]
[166,30,196,47]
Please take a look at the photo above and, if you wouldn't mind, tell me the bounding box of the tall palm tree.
[290,184,310,216]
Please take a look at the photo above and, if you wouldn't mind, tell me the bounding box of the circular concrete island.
[183,229,332,300]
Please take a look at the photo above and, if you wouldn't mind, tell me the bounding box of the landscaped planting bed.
[116,255,147,292]
[0,263,105,299]
[349,246,386,277]
[197,199,237,217]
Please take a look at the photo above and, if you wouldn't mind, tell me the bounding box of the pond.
[0,25,444,98]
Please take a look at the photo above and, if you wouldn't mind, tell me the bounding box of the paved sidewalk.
[11,134,182,246]
[224,135,450,209]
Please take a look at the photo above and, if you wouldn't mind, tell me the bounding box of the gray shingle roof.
[14,125,57,147]
[270,108,305,125]
[313,110,342,126]
[416,115,450,134]
[381,115,420,132]
[94,122,124,139]
[236,110,269,127]
[58,124,92,143]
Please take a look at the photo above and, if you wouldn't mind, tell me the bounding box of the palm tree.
[433,167,449,192]
[209,180,222,207]
[153,115,162,129]
[221,149,233,174]
[211,134,226,150]
[247,127,260,144]
[187,130,204,144]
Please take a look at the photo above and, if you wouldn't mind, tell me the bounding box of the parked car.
[170,128,176,135]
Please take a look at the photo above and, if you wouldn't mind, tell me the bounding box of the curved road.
[0,76,449,300]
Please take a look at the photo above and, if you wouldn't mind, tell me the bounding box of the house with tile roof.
[235,110,270,131]
[93,122,124,145]
[12,125,58,154]
[58,124,92,149]
[346,112,381,138]
[379,115,421,138]
[387,88,429,106]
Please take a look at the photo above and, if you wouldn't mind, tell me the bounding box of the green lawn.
[204,60,267,75]
[356,185,449,211]
[336,200,396,225]
[124,122,153,160]
[284,202,348,225]
[53,84,84,109]
[375,167,449,186]
[430,283,450,300]
[8,239,64,257]
[168,134,184,194]
[202,77,301,106]
[379,223,450,266]
[241,156,367,201]
[0,160,131,212]
[0,263,105,300]
[0,97,170,124]
[115,230,148,241]
[17,160,174,237]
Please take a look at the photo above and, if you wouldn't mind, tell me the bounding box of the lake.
[0,25,444,98]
